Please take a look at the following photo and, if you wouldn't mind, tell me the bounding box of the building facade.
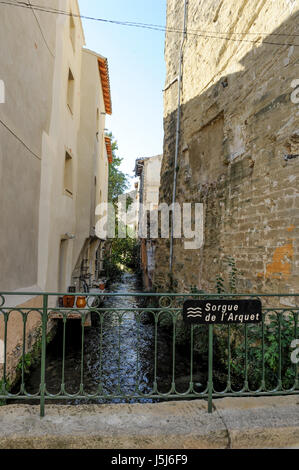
[125,186,139,237]
[0,0,60,293]
[71,49,112,291]
[135,155,162,289]
[154,0,299,295]
[0,0,111,379]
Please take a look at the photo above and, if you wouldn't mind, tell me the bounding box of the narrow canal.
[11,273,205,404]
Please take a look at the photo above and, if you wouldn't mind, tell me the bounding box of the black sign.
[183,299,262,324]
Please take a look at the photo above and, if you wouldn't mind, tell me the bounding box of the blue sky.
[78,0,167,185]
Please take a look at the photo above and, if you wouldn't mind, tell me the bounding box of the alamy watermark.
[95,195,204,250]
[291,339,299,364]
[0,80,5,104]
[291,78,299,104]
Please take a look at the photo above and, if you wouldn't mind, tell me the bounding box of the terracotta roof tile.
[98,57,112,115]
[105,136,113,164]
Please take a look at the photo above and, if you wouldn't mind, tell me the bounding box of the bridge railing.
[0,292,298,416]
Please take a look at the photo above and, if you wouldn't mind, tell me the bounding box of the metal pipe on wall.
[169,0,189,274]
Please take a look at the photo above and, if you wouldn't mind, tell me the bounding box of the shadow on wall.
[155,11,299,293]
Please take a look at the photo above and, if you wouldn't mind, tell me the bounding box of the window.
[67,68,74,113]
[64,152,73,196]
[70,12,76,51]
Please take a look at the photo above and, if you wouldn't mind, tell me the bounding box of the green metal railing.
[0,292,298,416]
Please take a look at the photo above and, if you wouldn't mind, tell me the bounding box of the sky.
[78,0,167,187]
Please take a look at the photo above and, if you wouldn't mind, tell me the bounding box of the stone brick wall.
[154,0,299,295]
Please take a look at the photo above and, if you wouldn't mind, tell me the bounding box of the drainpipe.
[169,0,188,275]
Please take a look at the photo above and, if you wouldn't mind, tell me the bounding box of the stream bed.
[10,273,205,404]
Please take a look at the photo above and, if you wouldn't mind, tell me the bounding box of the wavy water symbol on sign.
[187,307,203,318]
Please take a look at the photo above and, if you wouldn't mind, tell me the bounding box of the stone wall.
[154,0,299,295]
[0,0,59,291]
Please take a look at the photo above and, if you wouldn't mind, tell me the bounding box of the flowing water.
[10,273,205,404]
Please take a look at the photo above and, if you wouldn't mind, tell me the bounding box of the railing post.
[40,294,48,418]
[208,324,213,413]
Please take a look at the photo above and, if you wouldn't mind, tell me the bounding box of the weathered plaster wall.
[0,0,91,379]
[154,0,299,295]
[38,0,85,292]
[0,295,57,384]
[72,48,109,284]
[142,155,163,210]
[0,0,59,291]
[137,155,162,289]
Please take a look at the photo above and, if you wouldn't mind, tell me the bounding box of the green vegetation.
[213,257,296,390]
[104,133,139,281]
[104,225,140,280]
[0,324,57,405]
[107,132,129,202]
[153,256,297,391]
[215,256,241,294]
[0,379,11,405]
[15,325,56,376]
[218,313,297,390]
[16,329,42,376]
